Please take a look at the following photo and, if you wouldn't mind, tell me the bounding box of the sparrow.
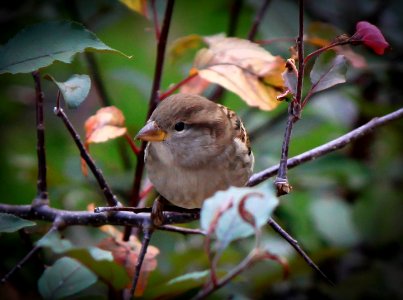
[135,93,254,211]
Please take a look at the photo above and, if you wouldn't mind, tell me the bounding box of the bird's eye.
[174,122,186,132]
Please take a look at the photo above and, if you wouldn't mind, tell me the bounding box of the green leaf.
[38,257,97,300]
[201,185,278,249]
[310,54,348,94]
[37,231,129,290]
[67,247,129,290]
[36,230,73,253]
[0,21,130,75]
[0,213,35,232]
[310,197,360,247]
[166,270,209,286]
[45,74,91,108]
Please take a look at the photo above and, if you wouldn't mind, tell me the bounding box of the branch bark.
[32,71,48,205]
[248,107,403,187]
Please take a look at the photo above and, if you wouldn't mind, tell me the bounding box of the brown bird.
[135,94,254,218]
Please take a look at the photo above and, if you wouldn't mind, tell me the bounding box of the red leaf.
[352,21,390,55]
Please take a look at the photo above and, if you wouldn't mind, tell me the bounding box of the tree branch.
[32,71,48,205]
[247,0,271,41]
[248,107,403,187]
[54,105,120,207]
[129,226,154,298]
[1,225,59,283]
[274,0,304,195]
[0,203,200,227]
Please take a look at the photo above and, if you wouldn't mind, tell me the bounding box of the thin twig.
[194,251,256,300]
[1,225,58,284]
[54,106,119,207]
[274,0,305,195]
[248,107,403,187]
[95,206,150,213]
[32,71,48,205]
[158,72,198,100]
[268,219,334,285]
[129,226,154,297]
[257,37,296,45]
[247,0,271,41]
[124,132,141,155]
[227,0,243,37]
[158,225,206,235]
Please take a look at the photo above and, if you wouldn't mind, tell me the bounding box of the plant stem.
[129,226,154,297]
[158,72,198,100]
[268,219,334,285]
[247,0,271,41]
[1,225,58,283]
[274,0,304,195]
[54,106,119,207]
[32,71,48,205]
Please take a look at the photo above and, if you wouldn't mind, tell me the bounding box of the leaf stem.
[32,71,48,205]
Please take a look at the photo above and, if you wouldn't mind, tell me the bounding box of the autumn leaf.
[120,0,148,18]
[98,226,159,296]
[351,21,390,55]
[85,106,127,144]
[306,22,367,68]
[168,34,204,63]
[192,35,285,111]
[82,106,127,176]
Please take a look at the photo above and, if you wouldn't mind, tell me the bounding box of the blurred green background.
[0,0,402,299]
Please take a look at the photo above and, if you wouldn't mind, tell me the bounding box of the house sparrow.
[135,93,254,211]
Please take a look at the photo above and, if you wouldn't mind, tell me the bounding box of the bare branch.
[268,219,334,285]
[0,203,199,227]
[1,225,58,283]
[274,0,305,195]
[32,71,48,205]
[54,106,120,207]
[247,0,271,41]
[248,108,403,187]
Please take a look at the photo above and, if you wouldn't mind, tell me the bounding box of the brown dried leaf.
[85,106,127,144]
[193,36,285,111]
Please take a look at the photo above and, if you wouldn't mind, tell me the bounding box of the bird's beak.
[135,121,167,142]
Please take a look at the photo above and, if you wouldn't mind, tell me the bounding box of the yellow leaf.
[120,0,148,18]
[194,36,286,110]
[168,34,203,63]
